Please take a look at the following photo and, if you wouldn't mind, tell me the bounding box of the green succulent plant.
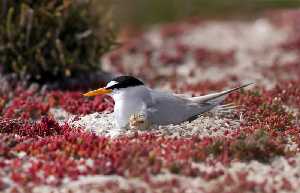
[0,0,115,82]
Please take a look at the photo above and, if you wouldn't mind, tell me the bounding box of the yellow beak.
[83,88,112,97]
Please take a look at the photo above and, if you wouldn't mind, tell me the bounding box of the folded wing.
[145,83,253,125]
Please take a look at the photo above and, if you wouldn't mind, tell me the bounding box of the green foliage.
[229,129,286,162]
[206,129,289,163]
[113,0,300,26]
[0,0,115,82]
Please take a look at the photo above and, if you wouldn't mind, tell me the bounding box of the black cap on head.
[106,76,144,90]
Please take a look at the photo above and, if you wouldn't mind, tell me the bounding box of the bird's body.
[112,85,151,128]
[83,76,252,129]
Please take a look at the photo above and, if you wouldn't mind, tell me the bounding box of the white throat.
[110,85,151,128]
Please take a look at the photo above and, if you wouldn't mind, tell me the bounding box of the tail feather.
[217,105,239,110]
[189,83,254,104]
[218,103,236,107]
[186,83,253,120]
[218,103,239,109]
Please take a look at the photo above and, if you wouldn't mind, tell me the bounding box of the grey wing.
[144,83,253,125]
[188,83,254,103]
[145,90,210,125]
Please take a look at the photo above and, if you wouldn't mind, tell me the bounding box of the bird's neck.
[111,86,149,102]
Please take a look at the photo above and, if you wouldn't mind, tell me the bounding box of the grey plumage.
[145,83,253,125]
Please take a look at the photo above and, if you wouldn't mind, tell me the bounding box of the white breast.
[111,86,151,128]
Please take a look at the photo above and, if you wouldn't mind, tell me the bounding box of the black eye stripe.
[106,84,120,90]
[106,76,144,90]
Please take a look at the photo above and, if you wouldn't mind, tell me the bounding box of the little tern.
[83,76,252,129]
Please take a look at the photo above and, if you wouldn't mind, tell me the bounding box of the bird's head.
[83,75,145,97]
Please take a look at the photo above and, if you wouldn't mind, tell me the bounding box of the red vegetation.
[2,12,300,192]
[0,117,71,137]
[3,90,49,120]
[0,89,113,121]
[47,91,114,115]
[193,48,235,67]
[0,79,299,190]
